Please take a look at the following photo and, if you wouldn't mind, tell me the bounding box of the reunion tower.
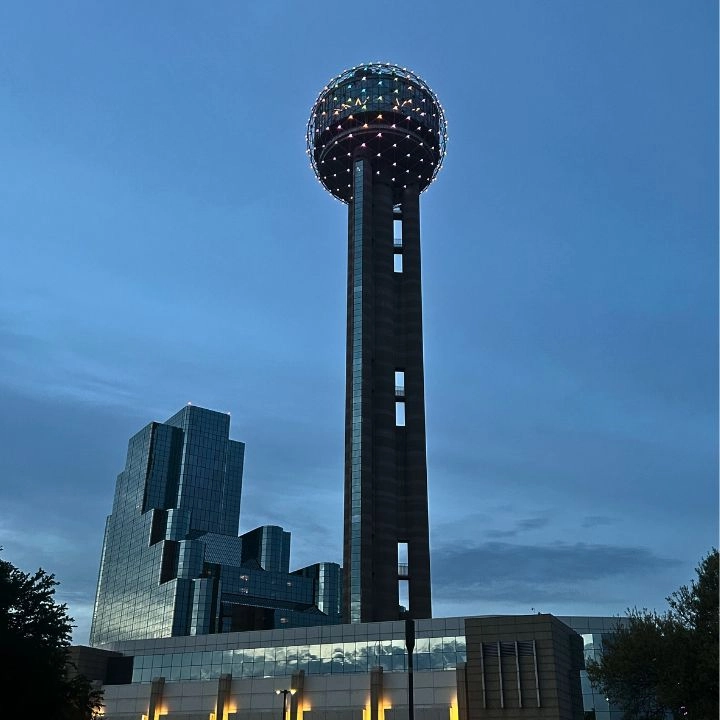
[307,63,448,623]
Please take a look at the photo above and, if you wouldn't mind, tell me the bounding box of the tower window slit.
[399,579,409,614]
[395,370,405,398]
[395,401,406,426]
[398,543,410,615]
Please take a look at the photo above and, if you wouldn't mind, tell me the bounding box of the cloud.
[0,320,142,408]
[581,515,616,528]
[517,517,550,531]
[484,516,550,539]
[485,529,518,539]
[432,541,682,606]
[0,517,71,552]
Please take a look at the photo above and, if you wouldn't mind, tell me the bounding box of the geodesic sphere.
[307,62,448,203]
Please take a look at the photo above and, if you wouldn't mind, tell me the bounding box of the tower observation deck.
[307,63,447,624]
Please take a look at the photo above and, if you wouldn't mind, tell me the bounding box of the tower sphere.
[307,62,448,203]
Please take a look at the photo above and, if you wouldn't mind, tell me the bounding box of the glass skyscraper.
[90,405,341,646]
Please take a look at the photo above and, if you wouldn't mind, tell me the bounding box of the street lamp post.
[406,619,415,720]
[275,688,296,720]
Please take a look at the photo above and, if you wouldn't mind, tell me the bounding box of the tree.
[587,549,719,720]
[0,550,104,718]
[666,549,719,720]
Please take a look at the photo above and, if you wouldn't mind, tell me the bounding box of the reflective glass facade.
[580,633,622,720]
[90,406,342,646]
[559,615,627,720]
[348,158,365,623]
[240,525,290,574]
[130,634,467,683]
[292,563,342,619]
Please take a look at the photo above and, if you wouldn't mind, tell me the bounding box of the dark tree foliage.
[587,549,719,720]
[0,551,104,718]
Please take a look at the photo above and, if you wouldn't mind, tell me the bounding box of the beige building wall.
[459,615,584,720]
[102,669,457,720]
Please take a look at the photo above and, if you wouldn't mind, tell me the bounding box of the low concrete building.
[75,614,615,720]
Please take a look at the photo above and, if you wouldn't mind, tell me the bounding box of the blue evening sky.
[0,1,717,643]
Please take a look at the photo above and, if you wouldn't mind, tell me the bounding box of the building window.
[394,253,403,273]
[395,402,406,427]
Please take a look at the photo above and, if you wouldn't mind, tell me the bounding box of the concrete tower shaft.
[344,153,431,622]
